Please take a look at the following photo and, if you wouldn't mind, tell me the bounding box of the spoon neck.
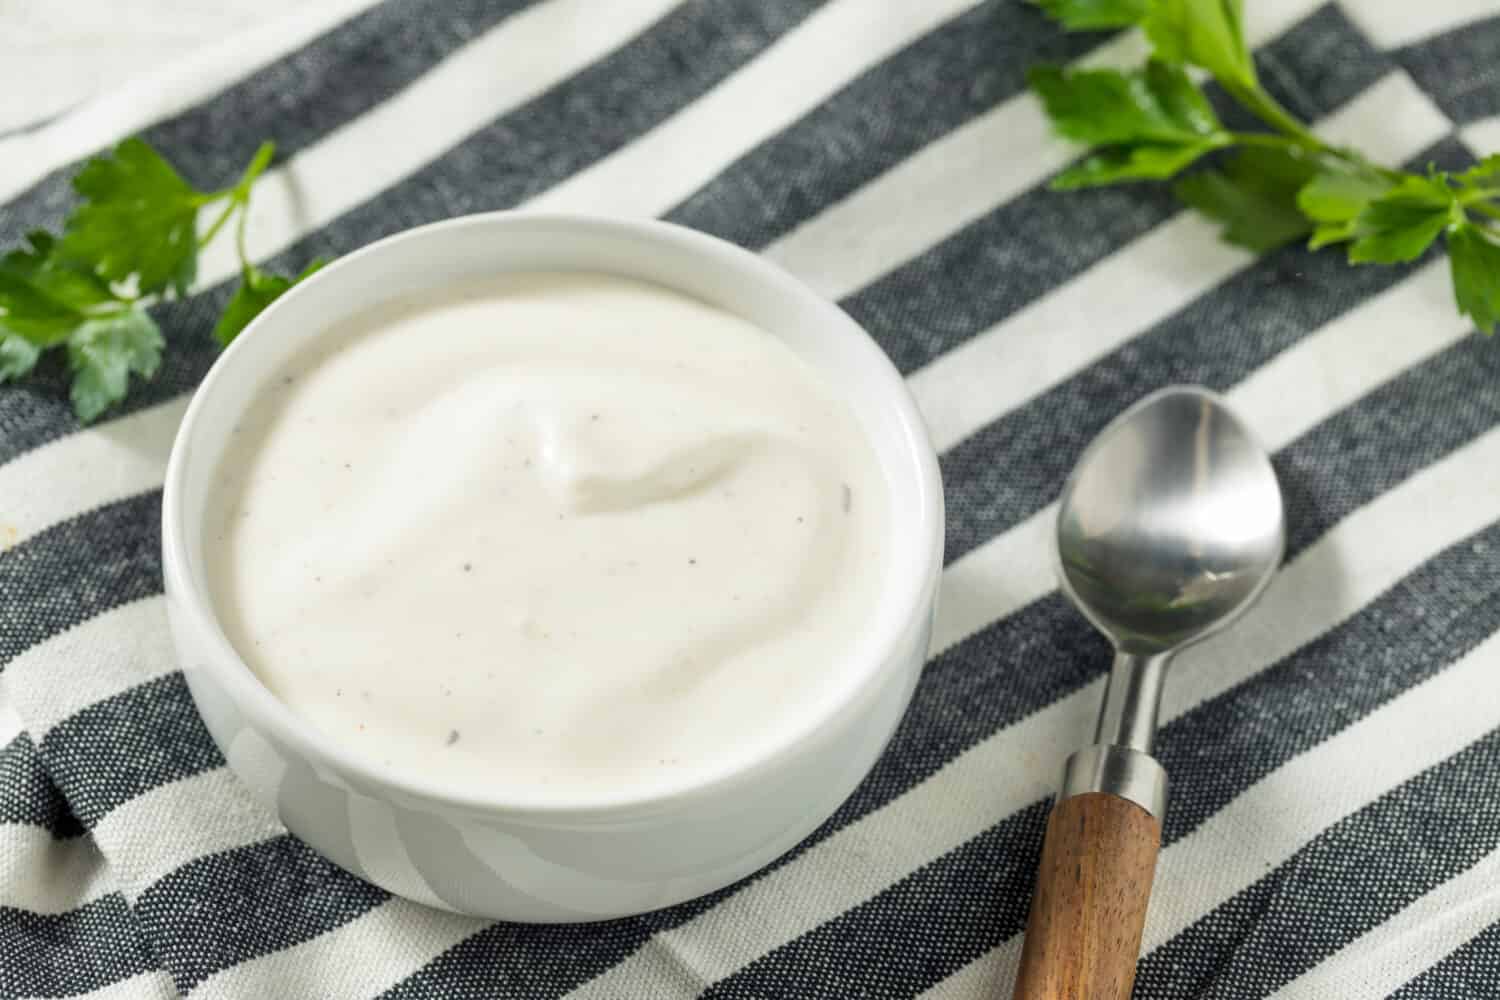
[1094,650,1172,754]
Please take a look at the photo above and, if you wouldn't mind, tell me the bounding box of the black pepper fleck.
[463,562,473,572]
[446,729,460,746]
[841,483,852,512]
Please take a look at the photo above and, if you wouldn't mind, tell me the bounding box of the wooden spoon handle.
[1011,791,1162,1000]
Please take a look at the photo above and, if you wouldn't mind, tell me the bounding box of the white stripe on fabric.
[1339,0,1500,48]
[0,0,381,206]
[909,70,1451,455]
[4,598,176,738]
[925,626,1500,1000]
[191,898,483,1000]
[0,693,23,749]
[522,0,983,218]
[762,0,1327,302]
[192,0,684,288]
[0,398,186,553]
[1270,847,1500,1000]
[930,252,1466,658]
[0,823,115,915]
[90,771,284,897]
[564,422,1500,999]
[1461,115,1500,153]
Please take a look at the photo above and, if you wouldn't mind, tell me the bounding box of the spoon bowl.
[1056,387,1285,654]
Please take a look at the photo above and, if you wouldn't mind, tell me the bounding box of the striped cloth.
[2,1,1499,996]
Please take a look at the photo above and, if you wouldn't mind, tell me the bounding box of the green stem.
[198,197,241,248]
[239,141,276,188]
[235,195,252,271]
[1229,83,1321,147]
[1228,83,1403,181]
[1226,131,1308,152]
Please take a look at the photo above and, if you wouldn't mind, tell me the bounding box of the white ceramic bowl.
[162,212,944,922]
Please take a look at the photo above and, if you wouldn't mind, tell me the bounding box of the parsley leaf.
[1030,60,1224,147]
[1347,175,1458,264]
[1296,170,1392,249]
[1031,0,1150,30]
[1144,0,1257,91]
[1032,60,1228,187]
[0,268,83,343]
[1175,147,1318,251]
[1448,224,1500,335]
[59,138,205,298]
[0,231,128,345]
[66,309,165,423]
[1055,142,1220,188]
[0,330,41,382]
[4,232,116,311]
[214,259,327,346]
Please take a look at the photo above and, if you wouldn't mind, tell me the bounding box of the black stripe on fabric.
[0,733,85,838]
[702,515,1500,998]
[134,834,387,994]
[39,673,222,829]
[1274,331,1500,556]
[0,0,829,465]
[1395,16,1500,126]
[0,894,158,998]
[1240,3,1393,125]
[938,136,1474,565]
[0,490,161,667]
[1389,919,1500,999]
[0,0,544,239]
[1137,727,1500,999]
[664,1,1109,250]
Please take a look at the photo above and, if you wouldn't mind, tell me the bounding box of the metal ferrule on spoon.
[1060,650,1170,819]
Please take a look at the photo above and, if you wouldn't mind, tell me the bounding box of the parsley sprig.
[0,139,323,422]
[1029,0,1500,335]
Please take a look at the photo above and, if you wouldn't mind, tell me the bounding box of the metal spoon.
[1011,386,1285,1000]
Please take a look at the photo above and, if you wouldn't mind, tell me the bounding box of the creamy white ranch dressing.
[206,272,889,799]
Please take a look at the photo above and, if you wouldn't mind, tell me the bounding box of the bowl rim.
[161,210,945,819]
